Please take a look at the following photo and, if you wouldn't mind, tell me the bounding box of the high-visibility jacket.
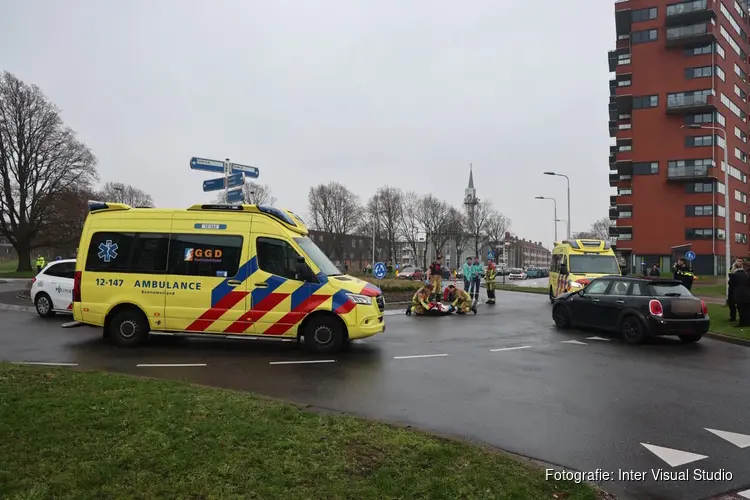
[450,288,472,307]
[674,266,695,289]
[35,256,45,268]
[412,287,431,310]
[485,266,497,281]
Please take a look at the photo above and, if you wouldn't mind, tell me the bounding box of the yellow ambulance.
[72,202,385,353]
[548,239,621,303]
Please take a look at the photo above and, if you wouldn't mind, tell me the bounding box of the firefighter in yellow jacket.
[485,260,497,304]
[406,282,433,315]
[445,284,477,315]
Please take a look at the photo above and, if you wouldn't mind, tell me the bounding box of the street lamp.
[543,172,571,238]
[535,196,558,242]
[684,124,730,299]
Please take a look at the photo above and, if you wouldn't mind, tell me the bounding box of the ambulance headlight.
[346,293,372,305]
[568,280,584,289]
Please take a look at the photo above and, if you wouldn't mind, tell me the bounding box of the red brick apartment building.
[609,0,750,275]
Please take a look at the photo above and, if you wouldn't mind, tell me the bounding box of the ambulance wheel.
[303,316,344,354]
[108,308,149,347]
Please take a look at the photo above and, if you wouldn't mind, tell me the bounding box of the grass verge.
[495,284,548,295]
[706,303,750,341]
[0,364,600,500]
[692,284,725,297]
[0,260,36,278]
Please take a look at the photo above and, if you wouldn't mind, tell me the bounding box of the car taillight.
[30,277,36,284]
[649,299,663,317]
[73,271,82,302]
[701,300,708,315]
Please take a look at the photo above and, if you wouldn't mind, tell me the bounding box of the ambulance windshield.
[294,237,342,276]
[569,254,620,275]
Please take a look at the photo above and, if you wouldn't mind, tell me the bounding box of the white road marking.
[705,428,750,448]
[586,336,610,341]
[561,340,587,345]
[490,346,532,352]
[136,363,207,367]
[640,443,708,467]
[393,354,449,359]
[738,489,750,499]
[268,360,336,365]
[12,361,78,367]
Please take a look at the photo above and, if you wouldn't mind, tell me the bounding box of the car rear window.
[648,282,693,297]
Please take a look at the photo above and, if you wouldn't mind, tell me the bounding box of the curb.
[705,331,750,347]
[0,302,34,313]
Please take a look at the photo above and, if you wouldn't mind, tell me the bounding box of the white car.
[30,259,76,317]
[508,268,527,280]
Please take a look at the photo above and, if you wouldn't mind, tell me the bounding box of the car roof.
[46,259,76,265]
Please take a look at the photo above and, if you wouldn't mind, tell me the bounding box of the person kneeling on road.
[445,284,477,315]
[406,282,434,315]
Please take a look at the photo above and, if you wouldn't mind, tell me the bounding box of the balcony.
[609,226,620,237]
[666,164,717,181]
[609,121,617,138]
[609,207,619,220]
[615,159,633,175]
[665,22,714,48]
[608,48,630,72]
[609,79,617,96]
[615,7,632,37]
[609,173,632,187]
[666,91,714,114]
[610,195,617,207]
[665,0,716,27]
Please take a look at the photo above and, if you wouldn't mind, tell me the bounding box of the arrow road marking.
[394,354,448,359]
[561,340,587,345]
[705,428,750,448]
[490,346,532,352]
[738,489,750,499]
[640,443,708,467]
[586,336,611,341]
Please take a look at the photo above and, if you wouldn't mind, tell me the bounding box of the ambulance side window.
[167,234,243,278]
[551,254,561,273]
[86,232,169,273]
[256,237,303,280]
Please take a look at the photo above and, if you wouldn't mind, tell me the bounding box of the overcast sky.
[0,0,614,248]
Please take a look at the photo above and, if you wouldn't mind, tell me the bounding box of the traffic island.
[0,364,606,500]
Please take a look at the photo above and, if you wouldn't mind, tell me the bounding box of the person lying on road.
[445,284,477,315]
[406,282,434,315]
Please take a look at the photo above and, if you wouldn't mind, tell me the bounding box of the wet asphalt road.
[1,291,749,500]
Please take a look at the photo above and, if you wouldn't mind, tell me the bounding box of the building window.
[720,3,747,39]
[717,111,726,127]
[736,233,748,244]
[618,53,631,65]
[684,44,712,56]
[633,95,659,109]
[735,84,748,102]
[685,134,714,147]
[617,233,633,241]
[618,210,632,218]
[618,77,632,87]
[735,211,748,223]
[735,0,746,19]
[736,147,748,163]
[722,161,747,182]
[632,29,658,43]
[717,65,726,81]
[685,66,712,79]
[685,181,715,193]
[686,228,723,240]
[632,7,657,21]
[735,126,748,143]
[632,161,659,175]
[618,187,632,196]
[717,43,726,58]
[618,139,632,152]
[735,63,747,83]
[685,205,714,216]
[735,189,748,203]
[684,112,717,126]
[718,204,727,217]
[719,25,744,58]
[667,89,711,109]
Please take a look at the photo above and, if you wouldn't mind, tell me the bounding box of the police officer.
[673,258,695,291]
[731,260,750,326]
[35,255,46,273]
[728,258,743,322]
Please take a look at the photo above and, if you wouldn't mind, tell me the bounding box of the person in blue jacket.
[462,257,474,295]
[471,258,483,302]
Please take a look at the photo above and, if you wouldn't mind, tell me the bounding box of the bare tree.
[0,72,98,271]
[370,187,403,262]
[421,195,452,266]
[43,186,97,255]
[398,191,424,267]
[465,200,493,260]
[212,181,276,206]
[572,231,596,239]
[98,182,154,207]
[485,210,512,259]
[307,182,362,260]
[445,207,468,266]
[573,217,612,241]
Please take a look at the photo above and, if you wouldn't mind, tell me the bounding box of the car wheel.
[108,308,150,347]
[34,293,55,318]
[620,316,646,344]
[303,316,344,354]
[552,304,570,329]
[548,287,555,304]
[678,334,702,343]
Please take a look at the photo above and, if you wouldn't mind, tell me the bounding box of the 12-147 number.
[96,278,123,287]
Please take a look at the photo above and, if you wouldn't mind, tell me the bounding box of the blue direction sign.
[229,162,259,178]
[487,251,495,260]
[190,157,225,174]
[685,250,696,261]
[373,262,386,279]
[226,186,244,203]
[202,173,244,192]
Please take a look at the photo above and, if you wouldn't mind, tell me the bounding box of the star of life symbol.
[98,240,119,262]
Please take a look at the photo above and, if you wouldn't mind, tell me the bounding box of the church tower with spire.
[464,163,479,207]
